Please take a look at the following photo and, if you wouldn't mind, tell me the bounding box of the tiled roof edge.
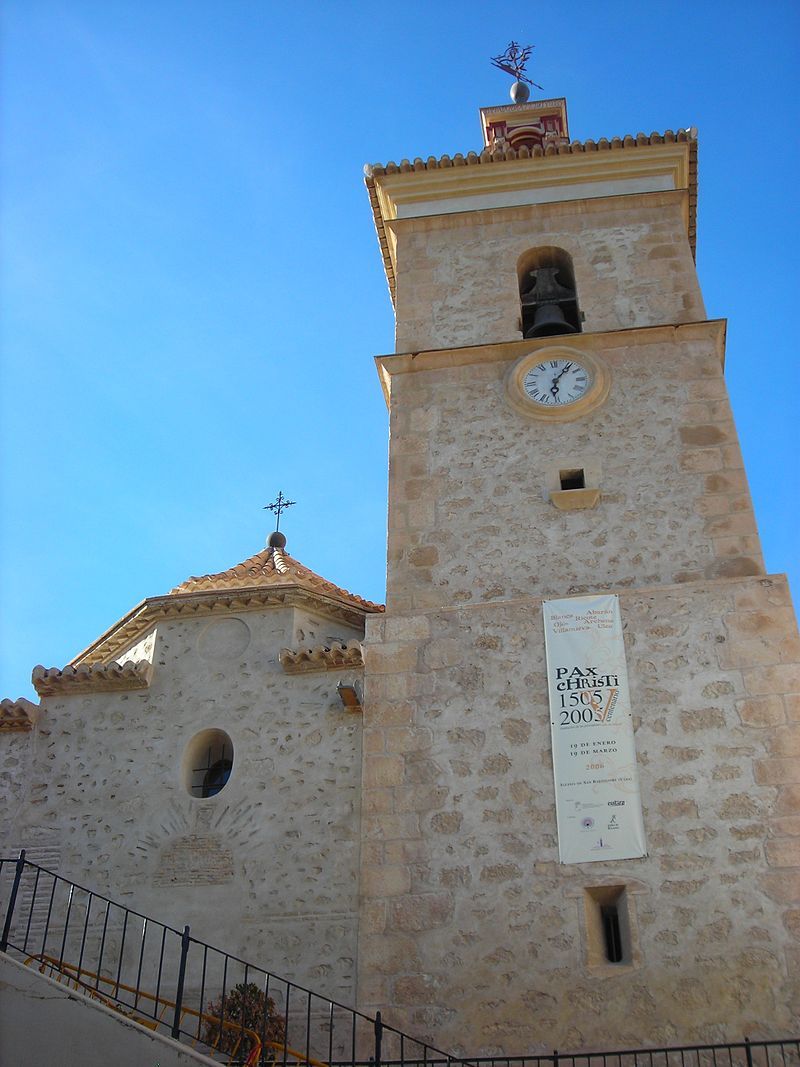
[279,640,364,675]
[0,697,39,731]
[33,660,153,697]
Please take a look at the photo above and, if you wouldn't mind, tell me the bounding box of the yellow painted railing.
[25,953,329,1067]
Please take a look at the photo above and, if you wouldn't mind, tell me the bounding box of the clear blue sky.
[2,1,798,701]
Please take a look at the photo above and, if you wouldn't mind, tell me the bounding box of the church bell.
[525,302,578,338]
[520,264,581,339]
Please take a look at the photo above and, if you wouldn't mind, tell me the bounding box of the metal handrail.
[0,851,468,1067]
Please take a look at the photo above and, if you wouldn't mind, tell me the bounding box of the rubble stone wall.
[357,574,800,1051]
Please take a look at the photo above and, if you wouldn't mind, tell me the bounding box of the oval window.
[183,728,234,798]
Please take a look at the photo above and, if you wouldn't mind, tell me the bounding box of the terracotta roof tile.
[32,661,152,697]
[172,545,384,613]
[279,640,364,674]
[0,697,39,730]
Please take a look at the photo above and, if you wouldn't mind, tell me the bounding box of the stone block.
[734,580,791,611]
[706,557,763,580]
[384,726,434,754]
[704,470,748,493]
[736,695,786,727]
[383,616,431,642]
[705,513,758,537]
[364,643,419,674]
[765,839,800,868]
[759,871,800,904]
[361,865,412,897]
[368,701,416,727]
[753,759,800,786]
[679,425,728,447]
[680,449,722,473]
[363,788,394,815]
[770,815,800,836]
[776,785,800,815]
[767,728,800,758]
[361,899,387,934]
[744,664,800,696]
[363,728,386,754]
[388,892,454,932]
[365,755,406,788]
[422,639,461,670]
[363,813,420,841]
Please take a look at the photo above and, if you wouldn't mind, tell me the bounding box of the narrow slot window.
[600,904,623,962]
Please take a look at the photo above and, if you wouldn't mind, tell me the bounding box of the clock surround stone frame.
[505,344,612,421]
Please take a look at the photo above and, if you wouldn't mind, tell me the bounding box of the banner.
[543,594,646,864]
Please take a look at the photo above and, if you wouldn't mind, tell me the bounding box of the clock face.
[522,358,592,407]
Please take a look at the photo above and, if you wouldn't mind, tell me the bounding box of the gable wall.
[1,606,365,1004]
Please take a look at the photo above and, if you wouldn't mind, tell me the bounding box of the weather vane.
[491,41,543,100]
[264,490,295,532]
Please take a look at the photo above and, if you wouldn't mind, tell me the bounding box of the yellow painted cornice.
[365,131,698,302]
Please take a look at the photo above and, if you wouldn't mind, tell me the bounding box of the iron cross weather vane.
[264,490,296,532]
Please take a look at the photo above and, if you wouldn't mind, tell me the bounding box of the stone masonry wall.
[1,606,365,1006]
[393,192,704,353]
[385,327,764,614]
[357,574,800,1052]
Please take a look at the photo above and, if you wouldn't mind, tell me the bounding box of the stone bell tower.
[357,87,800,1052]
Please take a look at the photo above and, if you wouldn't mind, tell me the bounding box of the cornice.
[279,640,365,675]
[32,661,153,697]
[374,319,726,406]
[71,586,379,667]
[0,698,39,731]
[365,131,697,302]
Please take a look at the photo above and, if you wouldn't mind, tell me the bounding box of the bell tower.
[358,79,800,1051]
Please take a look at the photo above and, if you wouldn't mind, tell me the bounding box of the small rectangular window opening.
[600,904,623,963]
[559,468,585,491]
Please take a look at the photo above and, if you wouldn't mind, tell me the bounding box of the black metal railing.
[1,852,798,1067]
[0,852,468,1066]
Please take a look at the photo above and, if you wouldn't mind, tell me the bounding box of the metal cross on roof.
[263,490,296,531]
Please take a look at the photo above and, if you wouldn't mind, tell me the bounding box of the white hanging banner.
[543,594,647,864]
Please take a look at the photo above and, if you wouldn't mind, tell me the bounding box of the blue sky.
[2,1,798,700]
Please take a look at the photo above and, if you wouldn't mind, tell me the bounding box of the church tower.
[358,89,800,1050]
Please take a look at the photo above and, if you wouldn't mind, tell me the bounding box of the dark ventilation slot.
[601,904,623,963]
[559,468,586,491]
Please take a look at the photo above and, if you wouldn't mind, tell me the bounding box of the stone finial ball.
[268,531,287,549]
[510,81,530,104]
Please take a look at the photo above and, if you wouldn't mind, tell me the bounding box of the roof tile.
[172,545,384,613]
